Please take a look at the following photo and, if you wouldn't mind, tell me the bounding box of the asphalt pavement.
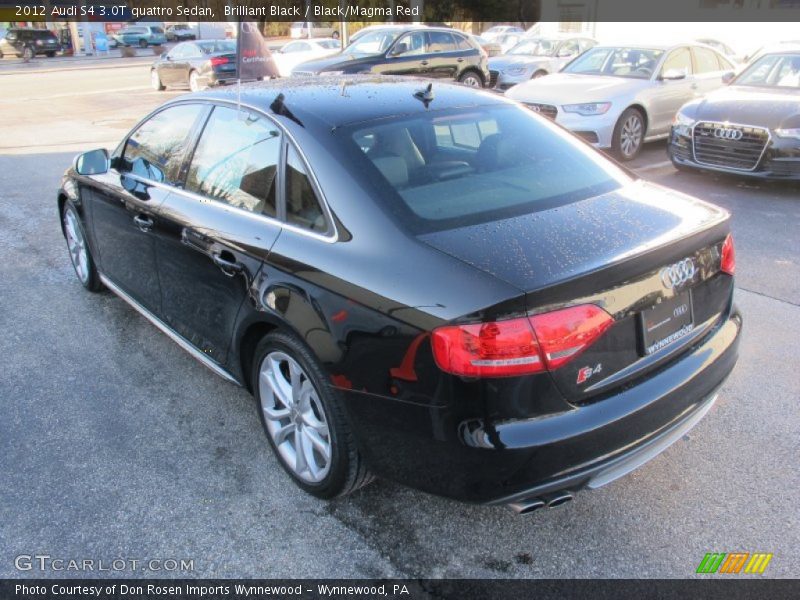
[0,65,798,579]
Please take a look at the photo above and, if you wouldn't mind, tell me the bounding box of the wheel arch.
[626,103,649,135]
[458,66,485,85]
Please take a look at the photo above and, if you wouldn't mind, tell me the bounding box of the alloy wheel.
[189,71,200,92]
[259,351,332,483]
[151,70,161,90]
[460,74,482,88]
[64,208,89,284]
[620,113,643,159]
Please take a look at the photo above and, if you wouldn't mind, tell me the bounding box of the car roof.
[757,43,800,54]
[190,76,507,130]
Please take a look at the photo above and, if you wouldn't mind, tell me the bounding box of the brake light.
[720,234,735,275]
[210,56,229,67]
[529,305,614,370]
[431,305,613,378]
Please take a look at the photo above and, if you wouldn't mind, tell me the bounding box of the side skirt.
[99,273,242,386]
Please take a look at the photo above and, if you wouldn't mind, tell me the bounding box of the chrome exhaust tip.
[507,498,546,515]
[543,491,573,508]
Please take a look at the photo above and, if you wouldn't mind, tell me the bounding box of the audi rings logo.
[660,258,697,289]
[713,128,743,141]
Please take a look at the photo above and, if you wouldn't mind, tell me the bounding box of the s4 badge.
[577,363,602,384]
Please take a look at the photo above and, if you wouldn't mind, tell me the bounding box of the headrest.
[372,156,409,188]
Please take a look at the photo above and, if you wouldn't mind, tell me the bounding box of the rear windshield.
[197,40,236,54]
[339,104,628,234]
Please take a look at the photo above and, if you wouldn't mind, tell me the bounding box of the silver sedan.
[506,43,737,160]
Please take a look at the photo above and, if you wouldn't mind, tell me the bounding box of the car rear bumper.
[340,306,741,504]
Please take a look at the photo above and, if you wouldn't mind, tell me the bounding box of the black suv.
[0,27,62,59]
[291,26,490,87]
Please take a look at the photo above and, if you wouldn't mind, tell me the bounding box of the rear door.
[154,104,282,365]
[425,31,462,79]
[88,103,207,314]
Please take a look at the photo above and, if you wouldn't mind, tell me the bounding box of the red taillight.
[720,234,735,275]
[431,304,613,378]
[529,304,614,370]
[210,56,229,67]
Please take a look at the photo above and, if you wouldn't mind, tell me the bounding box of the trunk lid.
[419,180,733,403]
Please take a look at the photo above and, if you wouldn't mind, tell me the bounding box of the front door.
[378,31,429,77]
[648,47,696,136]
[155,105,283,365]
[88,102,207,314]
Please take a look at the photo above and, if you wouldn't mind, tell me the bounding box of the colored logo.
[696,552,773,574]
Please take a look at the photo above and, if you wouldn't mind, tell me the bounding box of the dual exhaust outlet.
[507,491,574,515]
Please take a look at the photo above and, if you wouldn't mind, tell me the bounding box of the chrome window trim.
[114,98,339,244]
[691,120,772,172]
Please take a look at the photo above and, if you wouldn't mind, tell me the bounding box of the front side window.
[343,104,628,233]
[285,145,327,233]
[661,48,693,77]
[692,47,720,74]
[186,106,281,216]
[121,103,204,184]
[565,47,664,79]
[394,31,427,56]
[346,29,401,55]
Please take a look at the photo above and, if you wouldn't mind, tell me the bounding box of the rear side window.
[455,34,473,51]
[121,104,204,185]
[186,106,281,216]
[285,145,327,233]
[427,31,457,53]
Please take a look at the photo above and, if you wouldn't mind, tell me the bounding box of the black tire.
[458,69,484,88]
[138,39,148,49]
[22,45,34,61]
[62,201,103,292]
[532,69,548,79]
[612,107,646,161]
[252,331,373,499]
[46,51,56,58]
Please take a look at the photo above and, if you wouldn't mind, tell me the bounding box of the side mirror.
[74,148,109,176]
[660,68,687,81]
[722,71,735,84]
[390,42,409,57]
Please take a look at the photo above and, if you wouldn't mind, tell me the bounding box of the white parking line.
[635,160,673,172]
[0,86,153,103]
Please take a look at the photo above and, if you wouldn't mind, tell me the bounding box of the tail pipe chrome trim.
[507,491,573,514]
[99,274,242,386]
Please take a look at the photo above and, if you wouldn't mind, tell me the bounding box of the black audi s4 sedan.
[58,77,741,512]
[669,47,800,180]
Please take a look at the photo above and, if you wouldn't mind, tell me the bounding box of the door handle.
[420,60,429,66]
[457,57,464,63]
[211,251,243,276]
[133,214,153,232]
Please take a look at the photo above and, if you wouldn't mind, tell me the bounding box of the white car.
[290,21,339,40]
[274,38,341,77]
[506,43,736,160]
[489,35,596,90]
[481,25,525,43]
